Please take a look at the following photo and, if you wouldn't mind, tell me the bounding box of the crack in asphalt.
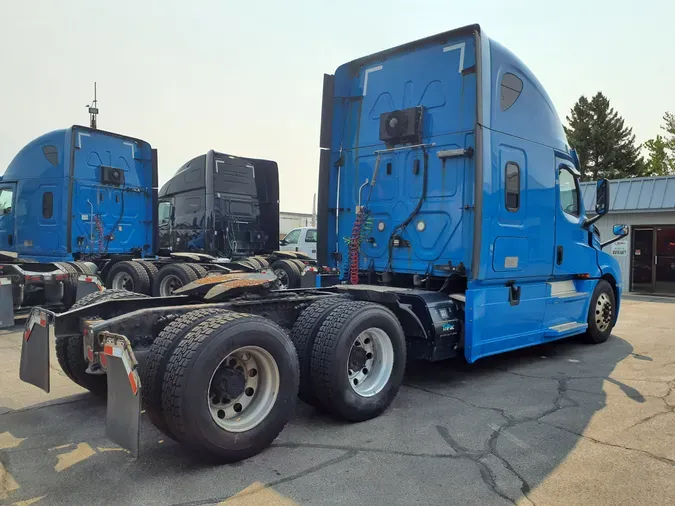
[0,396,93,417]
[402,383,513,422]
[538,419,675,467]
[170,449,359,506]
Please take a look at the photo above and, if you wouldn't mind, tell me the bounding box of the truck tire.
[584,280,616,344]
[186,263,208,279]
[289,297,350,404]
[290,259,307,273]
[252,256,269,268]
[55,289,150,398]
[310,301,406,422]
[161,312,299,462]
[136,261,159,288]
[153,263,198,296]
[67,261,93,275]
[270,259,301,289]
[246,257,264,269]
[143,308,230,440]
[106,260,151,295]
[55,262,79,308]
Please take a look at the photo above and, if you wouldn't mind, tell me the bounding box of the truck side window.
[42,145,59,167]
[284,229,301,244]
[0,188,13,215]
[559,167,579,217]
[500,73,523,111]
[158,201,172,225]
[305,229,317,243]
[42,192,53,219]
[505,162,520,212]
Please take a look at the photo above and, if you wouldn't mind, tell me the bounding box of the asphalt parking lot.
[1,296,674,506]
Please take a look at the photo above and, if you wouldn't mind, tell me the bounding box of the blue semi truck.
[19,24,628,462]
[0,127,311,313]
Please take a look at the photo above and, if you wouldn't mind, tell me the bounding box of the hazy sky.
[1,0,673,213]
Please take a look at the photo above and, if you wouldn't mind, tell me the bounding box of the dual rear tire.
[142,310,299,462]
[55,289,150,398]
[104,261,209,296]
[290,299,407,422]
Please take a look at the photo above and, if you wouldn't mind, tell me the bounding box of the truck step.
[544,322,588,338]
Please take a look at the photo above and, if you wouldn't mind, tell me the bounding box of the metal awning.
[581,176,675,214]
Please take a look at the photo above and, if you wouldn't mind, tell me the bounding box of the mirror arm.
[600,231,628,250]
[583,214,602,228]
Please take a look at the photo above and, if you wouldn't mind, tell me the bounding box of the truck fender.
[392,302,428,340]
[595,252,622,321]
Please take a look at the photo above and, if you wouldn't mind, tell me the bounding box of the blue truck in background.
[0,127,311,314]
[0,126,156,311]
[19,24,628,463]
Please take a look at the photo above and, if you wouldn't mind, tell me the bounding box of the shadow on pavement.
[0,334,636,505]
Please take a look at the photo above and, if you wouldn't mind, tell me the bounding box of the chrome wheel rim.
[595,292,612,332]
[273,269,289,289]
[159,274,182,296]
[111,272,134,291]
[208,346,279,432]
[347,328,394,397]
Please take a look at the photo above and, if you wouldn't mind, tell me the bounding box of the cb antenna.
[86,82,99,129]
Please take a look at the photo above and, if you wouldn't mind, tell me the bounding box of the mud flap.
[75,275,104,302]
[0,276,14,329]
[19,309,53,392]
[102,334,141,457]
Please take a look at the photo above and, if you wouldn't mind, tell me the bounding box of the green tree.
[643,135,673,176]
[644,112,675,176]
[564,92,644,181]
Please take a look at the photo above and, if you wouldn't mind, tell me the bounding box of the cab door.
[0,183,16,250]
[281,228,301,252]
[553,161,598,276]
[157,199,174,252]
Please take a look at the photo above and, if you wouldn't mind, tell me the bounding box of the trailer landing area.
[1,297,673,505]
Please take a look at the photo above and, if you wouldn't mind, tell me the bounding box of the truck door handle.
[557,245,563,265]
[295,247,299,252]
[8,234,12,246]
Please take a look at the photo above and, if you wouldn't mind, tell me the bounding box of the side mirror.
[279,239,287,246]
[613,224,628,236]
[600,224,628,249]
[595,179,610,216]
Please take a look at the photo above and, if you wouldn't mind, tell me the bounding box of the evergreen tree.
[564,92,644,181]
[644,135,673,176]
[644,112,675,176]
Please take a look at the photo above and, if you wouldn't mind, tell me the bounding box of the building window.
[500,73,523,111]
[559,167,579,216]
[42,192,53,219]
[505,162,520,212]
